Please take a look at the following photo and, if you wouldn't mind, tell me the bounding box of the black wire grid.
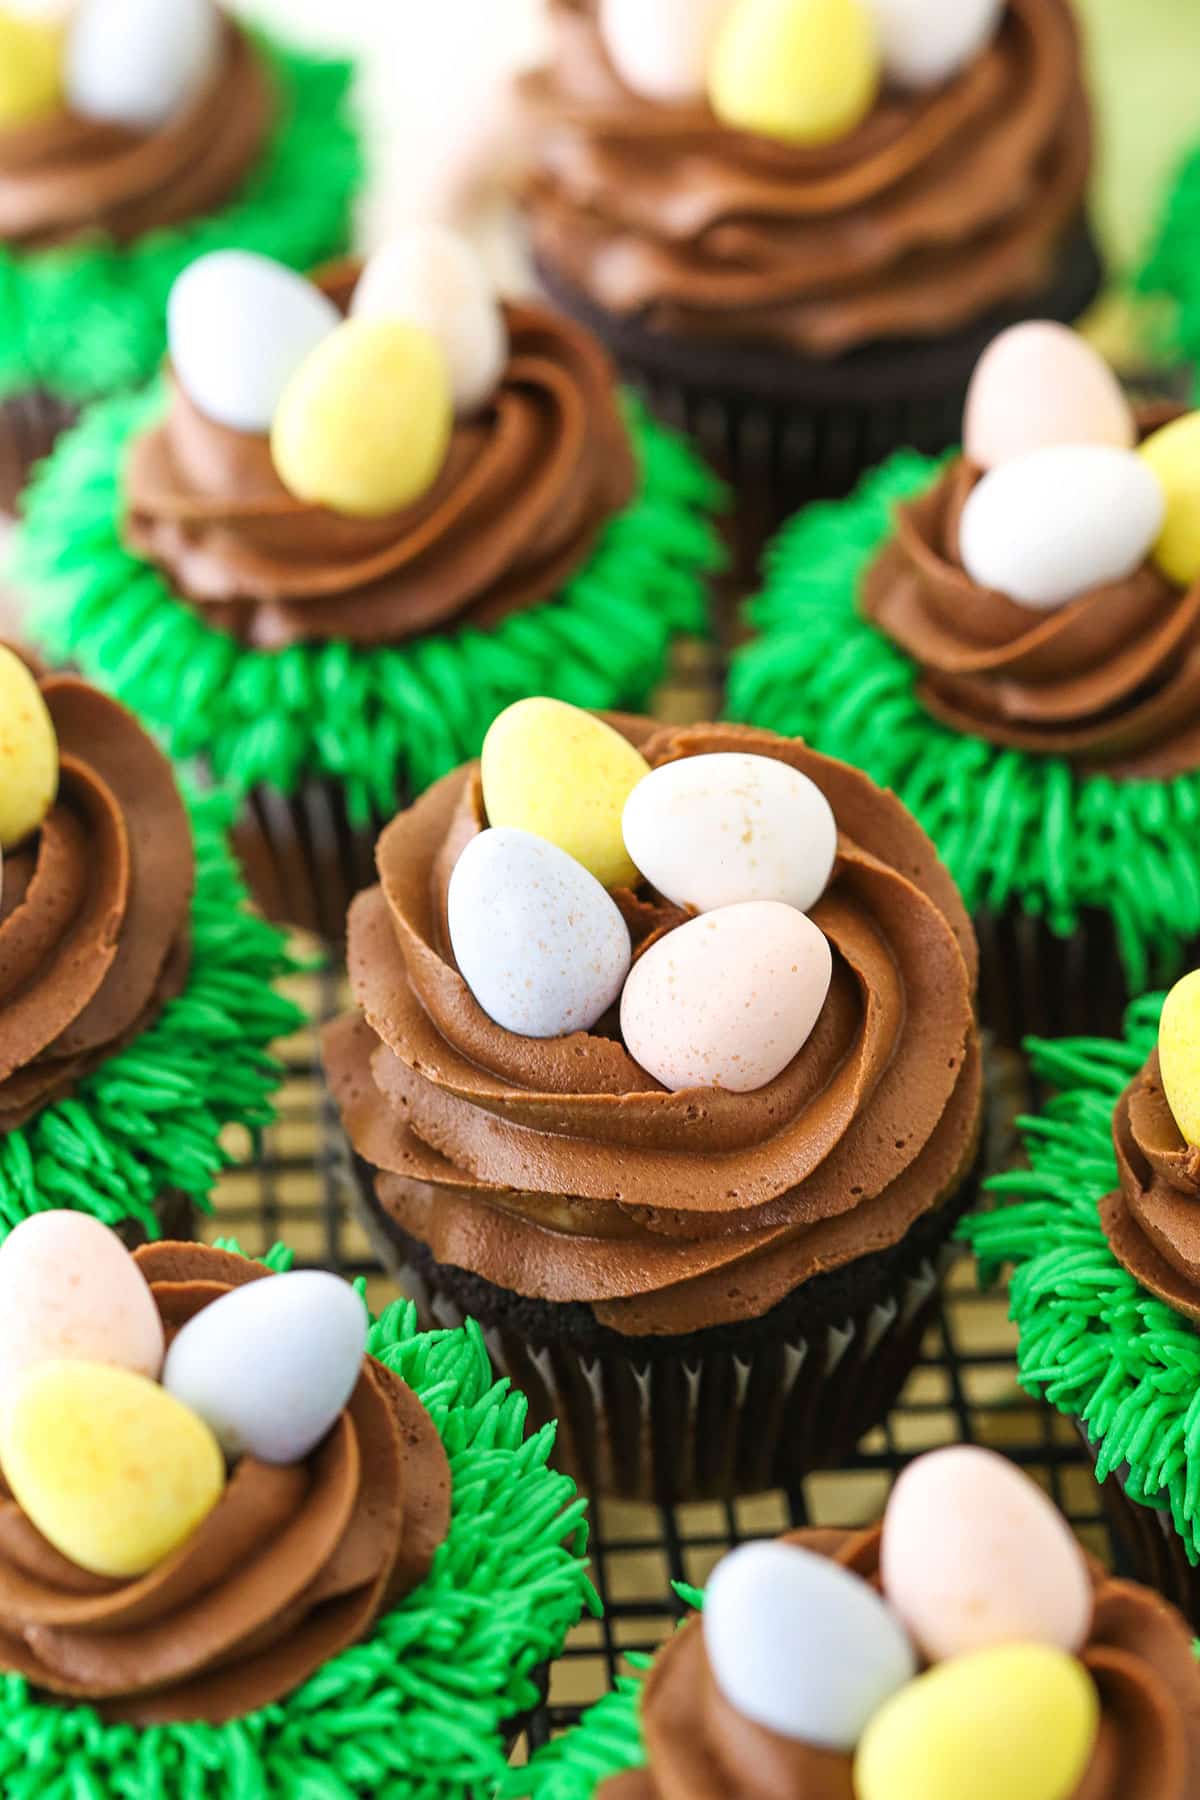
[207,961,1120,1751]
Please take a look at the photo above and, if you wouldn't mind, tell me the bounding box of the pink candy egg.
[963,321,1135,471]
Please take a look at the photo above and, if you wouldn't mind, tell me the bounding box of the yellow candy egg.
[0,645,58,850]
[1158,969,1200,1148]
[481,698,649,890]
[1139,411,1200,586]
[0,10,63,129]
[1,1360,225,1578]
[854,1644,1099,1800]
[709,0,879,146]
[271,317,452,519]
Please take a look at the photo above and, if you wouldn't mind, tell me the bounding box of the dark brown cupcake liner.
[231,779,395,943]
[0,389,79,517]
[350,1155,979,1505]
[111,1186,196,1251]
[1077,1428,1200,1629]
[535,217,1104,584]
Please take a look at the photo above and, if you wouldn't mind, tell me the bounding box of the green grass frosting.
[0,37,360,406]
[727,456,1200,991]
[0,787,302,1237]
[1138,138,1200,380]
[959,991,1200,1561]
[0,1241,600,1800]
[16,389,723,823]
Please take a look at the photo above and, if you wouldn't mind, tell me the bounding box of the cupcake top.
[0,0,271,249]
[862,320,1200,781]
[574,1446,1200,1800]
[122,231,636,648]
[324,700,981,1339]
[522,0,1091,354]
[0,1213,450,1724]
[0,644,194,1133]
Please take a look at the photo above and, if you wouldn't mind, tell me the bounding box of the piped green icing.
[0,38,360,406]
[16,388,723,821]
[727,456,1200,990]
[0,788,302,1236]
[1138,139,1200,378]
[0,1240,600,1800]
[958,991,1200,1561]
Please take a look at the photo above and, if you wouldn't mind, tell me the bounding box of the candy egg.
[864,0,1002,90]
[704,1542,915,1749]
[855,1644,1099,1800]
[351,226,507,421]
[1,1360,224,1578]
[482,699,650,891]
[168,251,340,436]
[964,321,1136,471]
[0,1212,163,1402]
[65,0,219,132]
[959,445,1164,610]
[621,751,836,916]
[881,1447,1092,1662]
[448,827,632,1038]
[162,1270,366,1464]
[1157,969,1200,1148]
[1139,411,1200,587]
[272,317,452,517]
[709,0,880,147]
[352,225,508,418]
[620,900,831,1092]
[0,644,57,850]
[0,9,62,127]
[598,0,732,103]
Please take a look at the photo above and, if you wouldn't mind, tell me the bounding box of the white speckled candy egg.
[351,224,507,417]
[620,900,831,1092]
[162,1271,367,1464]
[168,251,340,434]
[448,827,632,1038]
[599,0,732,102]
[622,752,836,915]
[66,0,220,132]
[964,321,1136,471]
[0,1212,163,1403]
[864,0,1002,90]
[881,1446,1093,1663]
[705,1541,916,1749]
[959,445,1164,610]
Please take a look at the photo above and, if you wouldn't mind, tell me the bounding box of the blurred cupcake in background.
[520,0,1102,569]
[14,227,724,938]
[731,319,1200,1046]
[0,0,360,512]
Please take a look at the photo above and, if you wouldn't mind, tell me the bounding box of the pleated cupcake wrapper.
[0,391,78,518]
[1077,1427,1200,1630]
[231,778,393,942]
[384,1243,946,1504]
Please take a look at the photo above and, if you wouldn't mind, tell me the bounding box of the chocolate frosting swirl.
[1102,1054,1200,1322]
[0,17,272,250]
[323,719,982,1338]
[0,1241,451,1725]
[0,664,194,1133]
[124,265,637,649]
[595,1525,1200,1800]
[862,406,1200,781]
[522,0,1091,356]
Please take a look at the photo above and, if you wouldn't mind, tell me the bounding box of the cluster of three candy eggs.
[707,1446,1102,1800]
[959,320,1200,607]
[167,222,507,519]
[449,700,838,1093]
[0,1213,366,1579]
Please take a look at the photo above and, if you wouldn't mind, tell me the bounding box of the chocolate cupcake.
[509,1445,1200,1799]
[0,0,359,514]
[0,1223,596,1794]
[0,644,299,1241]
[732,321,1200,1046]
[966,974,1200,1632]
[16,232,723,939]
[521,0,1101,571]
[323,704,983,1503]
